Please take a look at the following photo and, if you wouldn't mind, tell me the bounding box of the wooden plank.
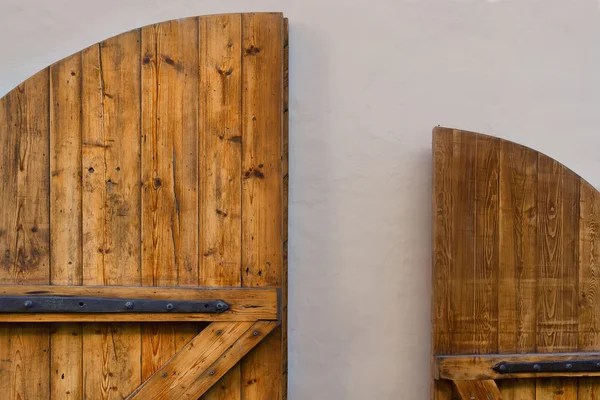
[240,12,284,399]
[141,17,200,382]
[579,179,600,399]
[437,352,600,380]
[49,53,83,400]
[0,286,278,322]
[127,321,277,399]
[474,134,499,354]
[281,17,289,400]
[536,154,579,400]
[0,69,51,399]
[81,29,142,400]
[199,13,244,400]
[432,128,453,400]
[449,130,477,354]
[497,140,537,398]
[453,380,502,400]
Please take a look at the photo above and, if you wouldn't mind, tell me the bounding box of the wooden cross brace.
[435,353,600,400]
[0,285,280,398]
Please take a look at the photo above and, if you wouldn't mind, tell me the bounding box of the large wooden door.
[432,127,600,399]
[0,12,288,399]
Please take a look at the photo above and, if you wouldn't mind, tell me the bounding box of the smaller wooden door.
[0,12,288,400]
[432,127,600,399]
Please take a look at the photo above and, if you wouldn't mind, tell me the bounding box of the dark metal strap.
[493,359,600,374]
[0,296,229,314]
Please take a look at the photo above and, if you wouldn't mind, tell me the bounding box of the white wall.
[2,0,600,398]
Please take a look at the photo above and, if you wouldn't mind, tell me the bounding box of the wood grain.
[240,12,284,399]
[128,321,277,399]
[578,179,600,399]
[0,12,287,399]
[497,140,537,398]
[281,17,290,400]
[50,53,83,400]
[474,134,500,354]
[449,130,478,355]
[453,380,503,400]
[536,154,579,399]
[0,68,51,399]
[81,29,142,400]
[0,285,278,322]
[437,352,600,380]
[141,17,200,382]
[199,13,244,399]
[432,127,599,400]
[432,128,453,400]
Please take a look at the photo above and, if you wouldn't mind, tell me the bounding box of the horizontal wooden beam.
[436,352,600,380]
[126,321,278,399]
[0,285,279,322]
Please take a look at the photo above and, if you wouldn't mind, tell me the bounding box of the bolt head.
[125,301,134,309]
[24,300,33,308]
[566,363,573,370]
[166,303,174,311]
[533,364,541,372]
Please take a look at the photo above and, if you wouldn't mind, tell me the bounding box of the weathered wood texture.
[0,286,279,322]
[128,321,277,400]
[433,127,600,399]
[0,12,286,399]
[453,380,502,400]
[437,352,600,380]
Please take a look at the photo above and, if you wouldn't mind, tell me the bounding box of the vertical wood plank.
[536,155,579,400]
[140,17,200,380]
[449,130,477,354]
[281,17,289,400]
[82,30,142,400]
[199,14,243,288]
[579,179,600,399]
[431,127,453,400]
[50,53,83,400]
[0,69,51,399]
[497,140,537,399]
[240,12,284,399]
[199,13,243,400]
[474,134,499,354]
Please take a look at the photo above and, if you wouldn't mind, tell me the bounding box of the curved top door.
[0,12,288,400]
[433,126,600,399]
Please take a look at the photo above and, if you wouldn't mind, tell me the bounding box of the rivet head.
[566,363,573,370]
[533,364,541,372]
[216,302,226,311]
[24,300,33,308]
[166,303,174,311]
[596,362,600,369]
[498,364,507,372]
[125,301,134,309]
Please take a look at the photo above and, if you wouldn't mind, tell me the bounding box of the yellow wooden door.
[432,127,600,399]
[0,12,288,399]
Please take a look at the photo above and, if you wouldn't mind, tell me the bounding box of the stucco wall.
[1,0,599,398]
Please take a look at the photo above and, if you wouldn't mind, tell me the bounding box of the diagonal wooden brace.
[126,321,278,399]
[453,380,502,400]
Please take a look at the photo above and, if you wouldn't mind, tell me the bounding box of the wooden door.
[0,12,288,399]
[432,127,600,399]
